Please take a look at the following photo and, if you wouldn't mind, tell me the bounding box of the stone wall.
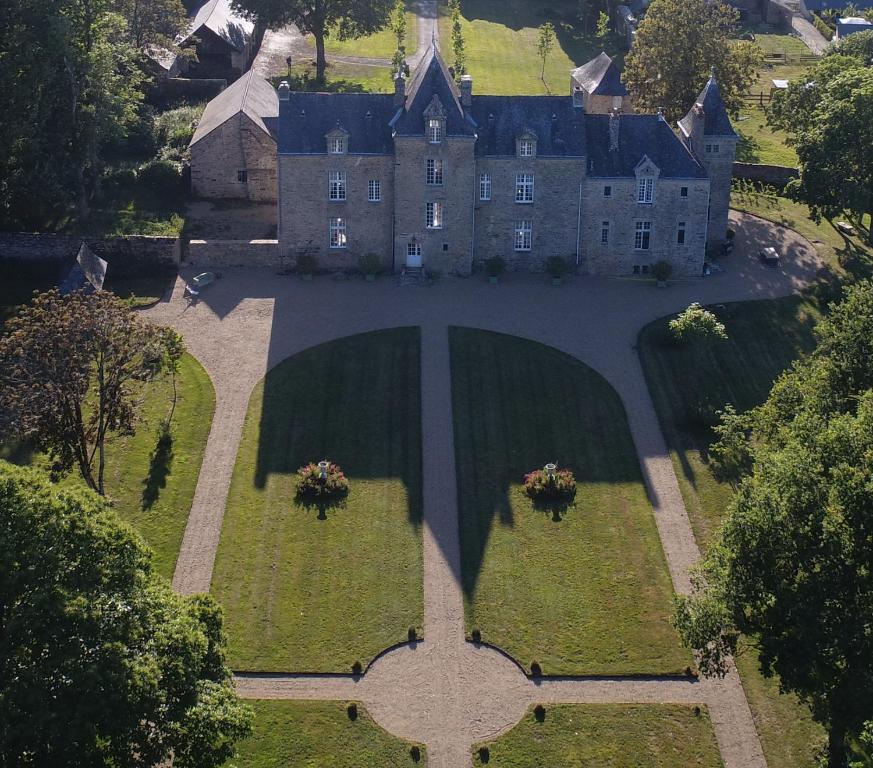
[581,176,710,277]
[473,156,587,272]
[191,112,277,202]
[393,136,476,276]
[0,233,179,278]
[733,162,798,188]
[187,239,281,268]
[278,153,395,274]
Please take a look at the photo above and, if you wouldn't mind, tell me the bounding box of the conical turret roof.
[678,69,736,138]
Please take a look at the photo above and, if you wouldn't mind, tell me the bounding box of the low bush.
[478,746,490,763]
[534,703,546,722]
[295,461,349,499]
[546,255,569,278]
[410,746,422,762]
[296,252,319,275]
[351,660,363,675]
[137,159,182,193]
[346,703,358,720]
[813,13,834,40]
[154,104,205,155]
[669,302,727,346]
[530,661,543,677]
[652,260,673,282]
[471,628,482,643]
[358,252,382,275]
[523,466,577,502]
[484,256,506,277]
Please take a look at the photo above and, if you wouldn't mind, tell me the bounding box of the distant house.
[189,71,279,201]
[571,53,633,114]
[835,16,873,39]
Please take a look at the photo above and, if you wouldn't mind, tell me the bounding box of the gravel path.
[150,211,822,766]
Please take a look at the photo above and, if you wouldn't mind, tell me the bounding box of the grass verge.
[231,700,424,766]
[474,704,722,766]
[319,5,418,58]
[212,329,424,672]
[450,327,689,676]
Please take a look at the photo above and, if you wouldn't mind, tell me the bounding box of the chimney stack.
[278,80,291,101]
[460,74,473,109]
[609,107,620,151]
[394,72,406,107]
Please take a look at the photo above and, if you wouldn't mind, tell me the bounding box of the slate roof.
[586,114,706,178]
[59,244,107,296]
[469,97,586,157]
[678,72,737,138]
[393,46,476,137]
[836,16,873,36]
[278,92,397,154]
[191,71,279,146]
[185,0,253,51]
[571,52,628,97]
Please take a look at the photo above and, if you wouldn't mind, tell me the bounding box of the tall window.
[428,118,443,143]
[705,143,720,154]
[634,221,652,250]
[368,179,381,202]
[637,177,654,204]
[603,185,612,198]
[426,158,444,185]
[479,172,492,201]
[329,171,346,201]
[601,221,610,245]
[328,137,346,154]
[237,170,248,183]
[518,139,535,157]
[515,173,534,203]
[514,220,532,251]
[680,186,689,198]
[329,217,347,248]
[426,201,444,229]
[677,221,686,245]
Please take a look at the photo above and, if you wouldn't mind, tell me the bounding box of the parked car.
[759,247,780,266]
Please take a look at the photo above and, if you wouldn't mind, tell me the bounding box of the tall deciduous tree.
[536,22,556,81]
[0,462,252,767]
[390,0,407,75]
[117,0,189,52]
[0,290,177,496]
[232,0,393,82]
[622,0,761,122]
[676,281,873,768]
[449,0,467,78]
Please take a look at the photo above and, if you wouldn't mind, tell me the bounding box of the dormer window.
[428,118,443,144]
[518,139,535,157]
[329,136,346,154]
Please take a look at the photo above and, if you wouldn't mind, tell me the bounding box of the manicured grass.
[741,24,812,56]
[212,329,423,673]
[0,353,214,580]
[735,108,798,167]
[438,0,607,95]
[450,328,690,676]
[230,700,424,767]
[474,704,723,767]
[285,61,395,93]
[317,6,418,58]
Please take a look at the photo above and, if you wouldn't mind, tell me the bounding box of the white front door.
[406,242,422,268]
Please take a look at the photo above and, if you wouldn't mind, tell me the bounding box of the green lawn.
[229,701,424,767]
[211,329,424,673]
[284,61,395,93]
[438,0,607,95]
[0,352,214,580]
[735,108,798,167]
[474,704,723,767]
[450,327,690,676]
[317,5,418,58]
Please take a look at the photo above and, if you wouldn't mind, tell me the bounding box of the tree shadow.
[271,65,368,93]
[142,421,173,510]
[296,494,349,521]
[736,132,763,163]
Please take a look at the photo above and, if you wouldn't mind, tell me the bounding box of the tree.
[390,0,407,75]
[232,0,394,83]
[449,0,467,78]
[118,0,189,52]
[577,0,592,33]
[668,302,728,345]
[622,0,762,122]
[826,28,873,62]
[676,282,873,768]
[596,11,611,47]
[536,22,556,81]
[778,67,873,241]
[0,462,252,767]
[0,290,177,496]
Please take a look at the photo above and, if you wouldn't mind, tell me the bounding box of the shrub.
[295,461,349,499]
[408,626,418,642]
[484,256,506,277]
[351,660,363,675]
[137,159,182,192]
[471,628,482,643]
[410,745,422,762]
[652,259,673,282]
[530,661,542,677]
[534,704,546,722]
[523,466,577,502]
[358,252,382,275]
[669,302,727,345]
[346,703,358,720]
[154,104,205,153]
[478,746,490,763]
[545,255,569,278]
[296,252,319,275]
[813,13,834,40]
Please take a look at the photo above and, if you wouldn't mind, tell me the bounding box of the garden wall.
[186,239,282,268]
[0,233,180,279]
[733,162,798,188]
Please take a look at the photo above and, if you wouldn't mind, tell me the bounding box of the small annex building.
[190,70,279,201]
[571,53,633,114]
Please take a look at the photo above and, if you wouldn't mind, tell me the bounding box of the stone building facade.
[276,47,736,277]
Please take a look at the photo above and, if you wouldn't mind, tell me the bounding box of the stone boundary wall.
[0,233,179,278]
[733,162,798,188]
[186,239,282,268]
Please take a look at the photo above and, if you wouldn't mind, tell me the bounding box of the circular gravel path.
[147,211,823,767]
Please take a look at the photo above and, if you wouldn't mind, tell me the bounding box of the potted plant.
[652,259,673,288]
[296,252,318,281]
[484,256,506,284]
[358,252,382,282]
[546,256,569,286]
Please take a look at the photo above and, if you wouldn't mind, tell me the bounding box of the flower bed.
[296,461,349,500]
[523,467,577,502]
